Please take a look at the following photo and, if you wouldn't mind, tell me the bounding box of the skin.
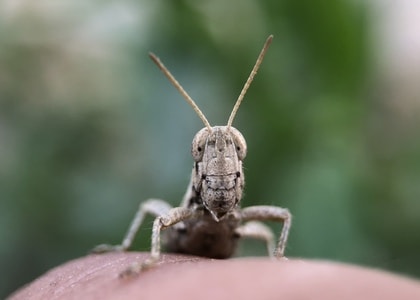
[9,253,420,300]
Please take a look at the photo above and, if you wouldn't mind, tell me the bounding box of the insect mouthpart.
[204,200,235,222]
[201,173,240,221]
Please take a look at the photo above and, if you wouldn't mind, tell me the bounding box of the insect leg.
[121,206,197,276]
[235,221,275,257]
[91,199,172,253]
[240,205,291,258]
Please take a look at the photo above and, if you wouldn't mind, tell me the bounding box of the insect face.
[191,126,246,221]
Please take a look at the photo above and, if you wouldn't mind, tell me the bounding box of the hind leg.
[235,221,275,257]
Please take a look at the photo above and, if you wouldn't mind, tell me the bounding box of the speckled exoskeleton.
[92,35,292,277]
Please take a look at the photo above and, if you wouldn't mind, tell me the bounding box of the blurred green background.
[2,0,420,297]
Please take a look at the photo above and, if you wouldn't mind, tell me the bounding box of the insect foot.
[90,244,125,254]
[118,257,159,278]
[119,264,141,279]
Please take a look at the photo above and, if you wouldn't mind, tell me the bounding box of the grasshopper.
[92,35,291,276]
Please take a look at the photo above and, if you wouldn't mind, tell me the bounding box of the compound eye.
[191,128,210,161]
[229,127,247,160]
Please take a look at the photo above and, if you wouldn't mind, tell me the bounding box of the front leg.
[240,206,291,258]
[121,206,198,277]
[91,199,172,253]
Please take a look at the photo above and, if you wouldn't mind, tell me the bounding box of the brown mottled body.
[92,35,292,277]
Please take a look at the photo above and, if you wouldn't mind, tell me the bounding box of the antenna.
[227,35,273,128]
[149,53,212,132]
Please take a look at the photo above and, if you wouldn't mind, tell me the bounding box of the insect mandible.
[92,35,292,277]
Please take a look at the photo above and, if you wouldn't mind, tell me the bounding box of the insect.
[92,35,291,276]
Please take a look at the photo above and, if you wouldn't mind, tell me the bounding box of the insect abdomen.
[163,214,240,258]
